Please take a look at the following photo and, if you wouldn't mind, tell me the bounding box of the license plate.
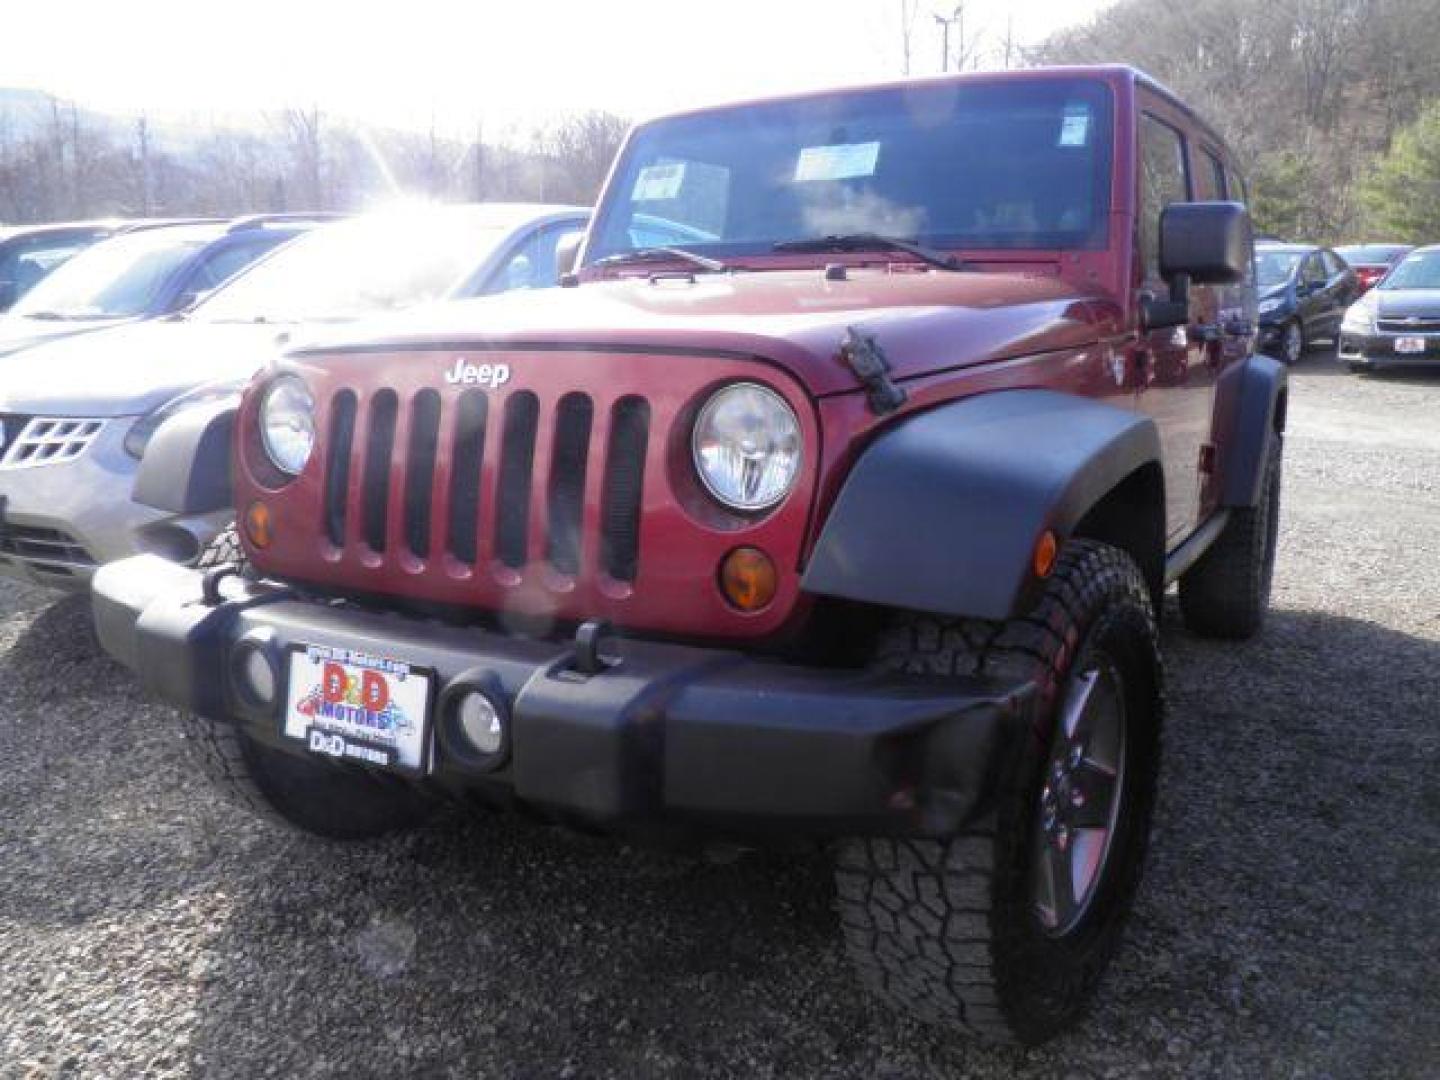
[283,644,433,776]
[1395,336,1427,354]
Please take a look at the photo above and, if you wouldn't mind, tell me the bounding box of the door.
[1296,252,1331,341]
[1135,111,1217,543]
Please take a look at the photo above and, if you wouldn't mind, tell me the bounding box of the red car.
[1336,243,1414,292]
[96,65,1284,1044]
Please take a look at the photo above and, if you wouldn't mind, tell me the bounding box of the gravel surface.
[2,353,1437,1079]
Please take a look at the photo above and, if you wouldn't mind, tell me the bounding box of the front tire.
[835,541,1163,1044]
[179,527,433,839]
[1178,437,1281,640]
[1280,320,1304,365]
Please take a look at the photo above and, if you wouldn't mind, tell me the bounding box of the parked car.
[0,202,587,589]
[0,220,132,311]
[94,68,1284,1044]
[1339,244,1440,371]
[1255,242,1360,363]
[1334,243,1413,293]
[0,214,333,358]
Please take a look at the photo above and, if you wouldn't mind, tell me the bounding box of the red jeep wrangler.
[95,65,1284,1043]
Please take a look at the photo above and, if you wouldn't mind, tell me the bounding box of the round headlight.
[260,375,315,476]
[692,383,801,511]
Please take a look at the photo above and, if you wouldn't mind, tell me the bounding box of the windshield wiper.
[591,246,731,273]
[21,311,68,321]
[772,233,965,271]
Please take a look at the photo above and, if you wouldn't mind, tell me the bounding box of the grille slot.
[361,390,399,552]
[546,393,593,575]
[600,396,650,582]
[0,416,104,469]
[494,392,540,568]
[323,391,357,546]
[0,524,95,575]
[1377,317,1440,333]
[446,390,488,565]
[403,390,442,558]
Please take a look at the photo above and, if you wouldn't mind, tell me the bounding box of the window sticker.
[1059,105,1091,148]
[632,162,687,201]
[793,141,881,183]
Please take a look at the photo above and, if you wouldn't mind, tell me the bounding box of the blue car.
[0,214,337,358]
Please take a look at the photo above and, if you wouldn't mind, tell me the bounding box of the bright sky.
[4,0,1112,136]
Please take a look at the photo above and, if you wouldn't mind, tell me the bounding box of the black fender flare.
[1213,352,1287,508]
[131,401,236,514]
[801,389,1163,621]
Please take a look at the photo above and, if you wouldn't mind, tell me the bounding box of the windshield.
[1378,250,1440,291]
[194,211,512,323]
[1337,245,1409,265]
[1255,250,1303,287]
[10,230,204,319]
[587,78,1114,262]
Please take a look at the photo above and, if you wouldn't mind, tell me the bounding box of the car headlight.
[1341,303,1376,335]
[1257,297,1284,315]
[123,379,247,459]
[259,374,316,476]
[692,383,801,511]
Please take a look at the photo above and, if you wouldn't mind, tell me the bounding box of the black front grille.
[1377,317,1440,333]
[323,388,650,583]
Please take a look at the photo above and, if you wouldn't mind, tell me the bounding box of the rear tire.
[835,541,1163,1044]
[178,528,433,839]
[1178,438,1281,640]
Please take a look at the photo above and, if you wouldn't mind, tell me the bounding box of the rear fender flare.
[1213,353,1287,507]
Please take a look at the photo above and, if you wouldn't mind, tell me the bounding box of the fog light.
[236,645,277,707]
[719,546,777,612]
[244,501,274,549]
[457,691,504,756]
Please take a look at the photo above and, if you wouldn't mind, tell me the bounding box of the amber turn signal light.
[244,501,274,549]
[1033,529,1058,579]
[719,547,777,612]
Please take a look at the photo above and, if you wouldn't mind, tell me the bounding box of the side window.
[1194,148,1226,201]
[1322,250,1344,278]
[483,224,576,295]
[1302,253,1327,288]
[1138,114,1189,282]
[1225,166,1249,209]
[188,239,277,292]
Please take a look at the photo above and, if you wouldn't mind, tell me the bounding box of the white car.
[0,202,588,589]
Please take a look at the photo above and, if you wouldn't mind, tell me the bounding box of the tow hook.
[572,619,618,676]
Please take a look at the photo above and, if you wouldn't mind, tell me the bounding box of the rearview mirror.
[1144,202,1252,330]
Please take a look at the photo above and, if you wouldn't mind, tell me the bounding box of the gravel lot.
[2,353,1437,1080]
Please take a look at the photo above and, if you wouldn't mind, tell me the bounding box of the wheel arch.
[801,389,1166,622]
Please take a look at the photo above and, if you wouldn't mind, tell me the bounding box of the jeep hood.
[301,269,1122,396]
[0,319,294,417]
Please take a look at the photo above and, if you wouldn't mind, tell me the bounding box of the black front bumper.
[93,555,1031,839]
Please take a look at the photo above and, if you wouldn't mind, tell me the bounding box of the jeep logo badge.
[445,357,511,389]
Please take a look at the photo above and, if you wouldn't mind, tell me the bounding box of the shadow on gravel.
[1,585,1435,1076]
[123,605,1435,1078]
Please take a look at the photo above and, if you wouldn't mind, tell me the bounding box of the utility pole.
[136,116,151,216]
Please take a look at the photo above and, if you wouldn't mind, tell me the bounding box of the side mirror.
[1143,201,1252,329]
[0,280,17,311]
[554,231,584,280]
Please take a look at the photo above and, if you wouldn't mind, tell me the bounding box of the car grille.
[0,415,106,468]
[1377,316,1440,333]
[0,523,96,578]
[320,386,651,583]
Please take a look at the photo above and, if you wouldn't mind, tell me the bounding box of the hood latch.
[840,326,907,416]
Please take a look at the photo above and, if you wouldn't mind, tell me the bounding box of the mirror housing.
[554,230,584,280]
[1143,201,1252,330]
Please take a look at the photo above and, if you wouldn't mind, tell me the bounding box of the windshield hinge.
[840,326,907,416]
